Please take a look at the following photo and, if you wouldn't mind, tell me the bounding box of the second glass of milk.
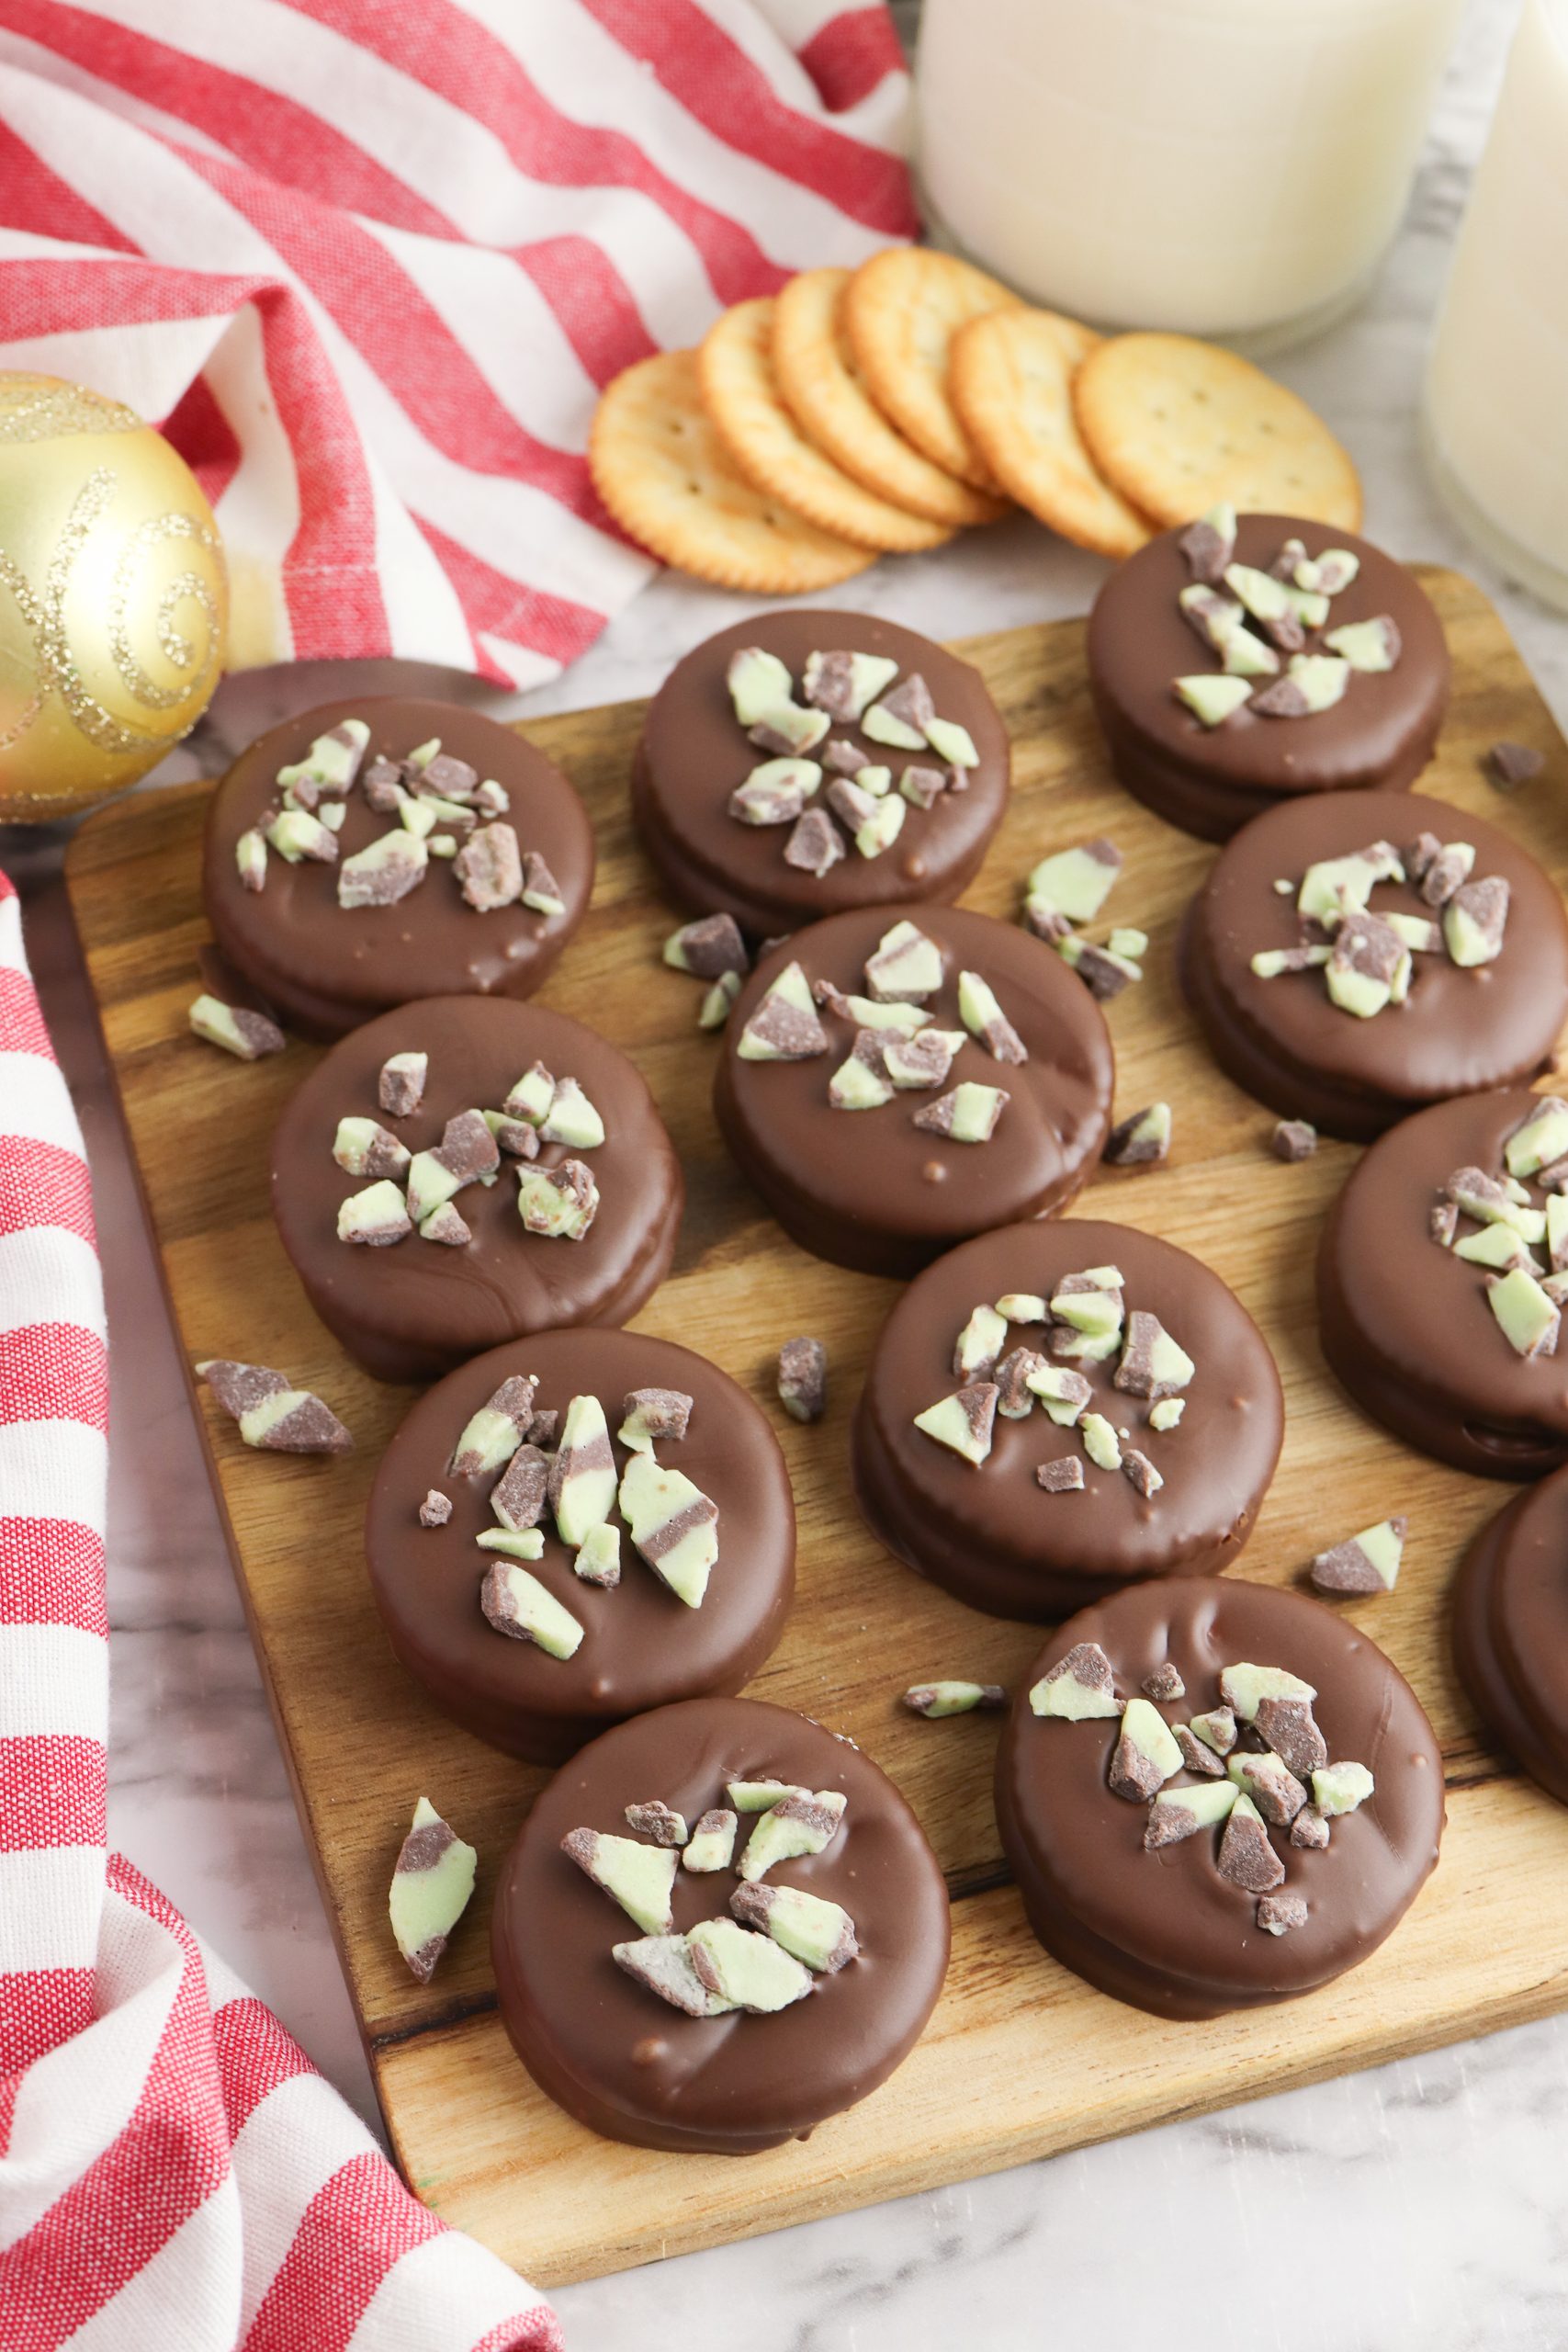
[914,0,1463,350]
[1423,0,1568,614]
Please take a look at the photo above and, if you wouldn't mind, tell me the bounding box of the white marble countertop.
[25,0,1568,2341]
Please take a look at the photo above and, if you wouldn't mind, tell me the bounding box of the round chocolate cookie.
[996,1578,1444,2018]
[1088,513,1450,842]
[1319,1088,1568,1478]
[632,610,1010,939]
[1454,1471,1568,1806]
[1181,789,1568,1141]
[853,1218,1283,1619]
[272,996,682,1382]
[714,906,1113,1277]
[365,1331,795,1763]
[204,696,593,1037]
[491,1695,951,2153]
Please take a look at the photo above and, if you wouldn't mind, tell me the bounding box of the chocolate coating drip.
[716,906,1113,1277]
[1318,1088,1568,1477]
[272,996,682,1382]
[852,1219,1283,1619]
[491,1697,951,2153]
[997,1580,1444,2018]
[1182,790,1568,1140]
[1454,1472,1568,1807]
[1088,516,1450,842]
[204,696,593,1037]
[633,610,1009,938]
[366,1331,795,1763]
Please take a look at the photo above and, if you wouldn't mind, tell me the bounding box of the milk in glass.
[915,0,1463,348]
[1424,0,1568,611]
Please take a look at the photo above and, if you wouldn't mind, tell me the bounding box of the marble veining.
[22,0,1568,2337]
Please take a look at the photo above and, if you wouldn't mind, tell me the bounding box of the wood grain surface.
[64,571,1568,2287]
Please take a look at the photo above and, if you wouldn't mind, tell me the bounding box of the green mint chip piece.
[1144,1779,1238,1848]
[1024,839,1122,924]
[736,1789,847,1883]
[864,919,943,1001]
[731,1881,858,1973]
[389,1795,477,1983]
[561,1828,678,1933]
[913,1385,998,1464]
[618,1451,718,1607]
[1311,1760,1375,1817]
[1506,1097,1568,1180]
[686,1917,813,2012]
[1218,1662,1316,1723]
[1174,673,1252,729]
[480,1560,584,1659]
[1487,1265,1560,1358]
[924,715,978,768]
[1029,1640,1119,1720]
[475,1527,546,1561]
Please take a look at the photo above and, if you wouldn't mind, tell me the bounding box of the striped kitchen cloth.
[0,865,560,2351]
[0,0,914,690]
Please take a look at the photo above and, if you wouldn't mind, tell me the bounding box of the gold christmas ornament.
[0,372,228,821]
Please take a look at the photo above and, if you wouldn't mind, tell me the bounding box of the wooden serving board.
[65,571,1568,2289]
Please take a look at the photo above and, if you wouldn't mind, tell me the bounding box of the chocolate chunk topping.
[1122,1447,1163,1498]
[994,1347,1046,1419]
[1174,1724,1224,1778]
[378,1052,427,1117]
[1216,1800,1284,1893]
[743,990,829,1062]
[1249,674,1313,718]
[1105,1102,1171,1168]
[197,1358,288,1419]
[621,1386,694,1443]
[899,764,949,810]
[625,1802,688,1848]
[1486,741,1544,791]
[1291,1807,1330,1849]
[1036,1456,1086,1492]
[1271,1118,1317,1163]
[362,754,404,812]
[433,1108,501,1187]
[1257,1891,1309,1936]
[777,1336,827,1423]
[419,1488,452,1527]
[877,672,935,735]
[522,850,565,912]
[1447,875,1509,963]
[491,1443,550,1532]
[801,650,861,721]
[668,913,748,980]
[455,822,524,911]
[1419,842,1474,909]
[783,808,844,877]
[1229,1750,1307,1826]
[1143,1664,1185,1702]
[1178,511,1235,586]
[1255,1694,1328,1779]
[1062,941,1135,1001]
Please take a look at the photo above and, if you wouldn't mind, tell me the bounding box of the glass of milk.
[1423,0,1568,614]
[914,0,1463,351]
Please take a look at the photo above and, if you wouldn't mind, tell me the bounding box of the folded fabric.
[0,0,914,688]
[0,865,559,2351]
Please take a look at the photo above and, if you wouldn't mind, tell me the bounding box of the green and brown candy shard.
[197,1359,352,1455]
[389,1795,478,1983]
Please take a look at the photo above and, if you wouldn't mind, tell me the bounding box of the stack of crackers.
[590,250,1362,596]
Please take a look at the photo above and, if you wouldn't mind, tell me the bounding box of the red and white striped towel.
[0,1,915,691]
[0,865,560,2351]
